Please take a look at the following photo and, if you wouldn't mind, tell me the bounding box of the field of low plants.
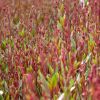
[0,0,100,100]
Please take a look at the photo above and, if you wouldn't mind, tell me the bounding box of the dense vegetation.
[0,0,100,100]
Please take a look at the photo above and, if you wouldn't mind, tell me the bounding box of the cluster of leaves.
[0,0,100,100]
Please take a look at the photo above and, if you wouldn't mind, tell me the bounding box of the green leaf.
[88,35,95,52]
[1,39,7,50]
[57,21,62,31]
[48,64,54,75]
[26,66,33,73]
[85,67,90,79]
[76,73,80,83]
[92,55,97,64]
[71,37,76,52]
[8,39,14,48]
[6,94,10,100]
[82,53,86,60]
[65,66,68,72]
[69,79,74,88]
[60,4,64,13]
[38,70,50,94]
[18,28,25,36]
[0,95,4,100]
[31,29,36,36]
[53,95,57,100]
[85,53,91,63]
[59,15,65,27]
[13,16,19,25]
[35,82,42,97]
[51,72,58,88]
[85,0,88,5]
[74,61,80,69]
[2,63,8,73]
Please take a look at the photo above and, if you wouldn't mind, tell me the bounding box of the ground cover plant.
[0,0,100,100]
